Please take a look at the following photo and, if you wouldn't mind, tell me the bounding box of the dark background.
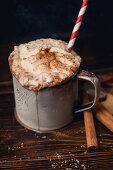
[1,0,113,43]
[0,0,113,69]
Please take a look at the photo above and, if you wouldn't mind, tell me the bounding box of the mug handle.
[74,70,100,113]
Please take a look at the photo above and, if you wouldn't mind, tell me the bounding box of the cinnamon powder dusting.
[9,38,81,91]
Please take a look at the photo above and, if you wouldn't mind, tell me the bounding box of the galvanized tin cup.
[13,70,100,133]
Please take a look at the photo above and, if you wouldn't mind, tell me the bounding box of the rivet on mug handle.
[74,70,101,113]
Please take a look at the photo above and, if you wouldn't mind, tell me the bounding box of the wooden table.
[0,43,113,169]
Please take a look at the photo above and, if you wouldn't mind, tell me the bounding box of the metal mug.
[13,70,100,133]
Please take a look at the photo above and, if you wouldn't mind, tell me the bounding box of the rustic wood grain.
[0,90,113,169]
[0,44,113,169]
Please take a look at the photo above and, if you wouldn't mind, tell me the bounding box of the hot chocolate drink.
[9,39,81,91]
[8,38,100,132]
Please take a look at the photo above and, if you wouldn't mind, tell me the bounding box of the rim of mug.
[12,69,80,92]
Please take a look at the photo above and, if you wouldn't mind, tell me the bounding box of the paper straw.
[68,0,89,51]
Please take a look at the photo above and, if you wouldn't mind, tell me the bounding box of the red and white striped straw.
[68,0,89,51]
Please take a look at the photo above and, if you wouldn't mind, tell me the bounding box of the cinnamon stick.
[83,93,98,148]
[95,103,113,132]
[101,93,113,116]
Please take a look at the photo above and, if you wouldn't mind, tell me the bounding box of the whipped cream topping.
[9,39,81,91]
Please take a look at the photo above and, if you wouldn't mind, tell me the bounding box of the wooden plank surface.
[0,44,113,169]
[0,85,113,169]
